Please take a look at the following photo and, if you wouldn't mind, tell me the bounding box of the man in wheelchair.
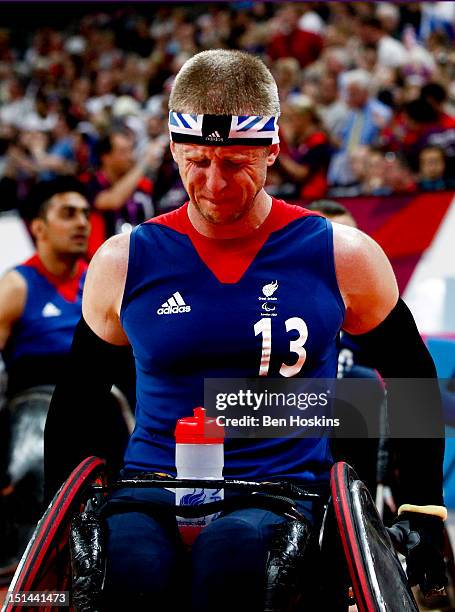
[0,179,134,580]
[0,178,91,575]
[41,50,447,611]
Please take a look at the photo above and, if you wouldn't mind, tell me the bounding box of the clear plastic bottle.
[175,407,224,545]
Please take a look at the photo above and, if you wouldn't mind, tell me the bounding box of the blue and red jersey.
[121,198,345,484]
[4,254,86,368]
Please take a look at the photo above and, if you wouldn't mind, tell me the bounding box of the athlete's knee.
[191,510,298,612]
[193,510,272,568]
[104,510,181,602]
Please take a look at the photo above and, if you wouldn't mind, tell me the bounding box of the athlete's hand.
[387,512,447,597]
[143,140,165,171]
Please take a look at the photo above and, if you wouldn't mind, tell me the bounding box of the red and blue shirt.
[121,198,345,484]
[4,255,86,367]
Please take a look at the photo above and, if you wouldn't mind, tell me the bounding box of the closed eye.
[189,159,210,168]
[223,160,245,169]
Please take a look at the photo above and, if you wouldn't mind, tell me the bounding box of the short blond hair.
[169,50,280,116]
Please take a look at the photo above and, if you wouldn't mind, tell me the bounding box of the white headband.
[169,112,280,146]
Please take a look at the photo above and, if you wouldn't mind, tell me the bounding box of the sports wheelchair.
[3,458,421,612]
[0,385,133,583]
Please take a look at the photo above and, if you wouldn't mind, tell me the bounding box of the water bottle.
[175,407,224,545]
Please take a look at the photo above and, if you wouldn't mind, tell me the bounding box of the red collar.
[149,198,317,283]
[24,254,87,302]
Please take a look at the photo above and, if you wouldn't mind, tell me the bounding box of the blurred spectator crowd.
[1,1,455,247]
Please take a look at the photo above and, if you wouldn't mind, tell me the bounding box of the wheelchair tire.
[3,456,105,612]
[331,461,418,612]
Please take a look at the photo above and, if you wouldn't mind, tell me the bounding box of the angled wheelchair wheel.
[0,386,54,579]
[7,385,54,488]
[331,461,418,612]
[3,457,106,612]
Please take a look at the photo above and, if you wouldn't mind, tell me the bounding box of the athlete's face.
[104,133,135,177]
[33,192,90,257]
[172,142,279,225]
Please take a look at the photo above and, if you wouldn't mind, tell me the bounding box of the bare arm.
[333,222,445,515]
[333,223,399,333]
[26,132,76,175]
[44,233,131,497]
[277,154,310,182]
[32,152,76,174]
[0,270,27,351]
[94,142,163,211]
[94,163,148,211]
[82,232,130,344]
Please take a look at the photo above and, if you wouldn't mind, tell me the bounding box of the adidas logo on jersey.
[157,292,191,315]
[42,302,62,317]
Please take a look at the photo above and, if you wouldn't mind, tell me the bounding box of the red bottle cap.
[175,407,224,444]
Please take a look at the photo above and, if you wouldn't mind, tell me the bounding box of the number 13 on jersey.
[254,317,308,377]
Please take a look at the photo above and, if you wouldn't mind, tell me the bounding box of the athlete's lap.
[104,487,183,607]
[193,507,300,612]
[103,487,317,611]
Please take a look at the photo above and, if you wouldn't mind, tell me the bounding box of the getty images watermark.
[204,378,449,439]
[214,388,338,429]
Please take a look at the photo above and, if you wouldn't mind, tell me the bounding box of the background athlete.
[0,177,132,577]
[0,177,90,397]
[0,177,90,574]
[45,51,446,610]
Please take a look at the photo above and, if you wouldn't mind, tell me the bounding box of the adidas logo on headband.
[169,112,280,146]
[206,130,223,142]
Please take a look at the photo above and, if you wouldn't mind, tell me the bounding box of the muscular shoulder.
[88,232,130,281]
[82,233,130,344]
[0,270,27,349]
[332,223,399,334]
[0,269,27,311]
